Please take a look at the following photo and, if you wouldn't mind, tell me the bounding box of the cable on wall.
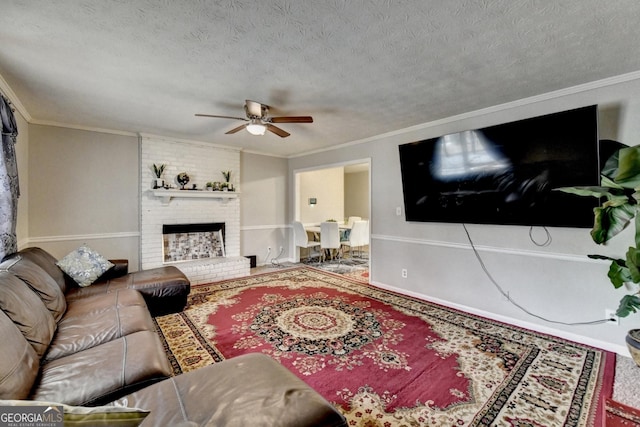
[529,226,552,247]
[264,247,271,265]
[462,223,613,326]
[270,247,285,268]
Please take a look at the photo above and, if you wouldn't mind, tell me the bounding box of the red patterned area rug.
[154,267,614,426]
[605,398,640,426]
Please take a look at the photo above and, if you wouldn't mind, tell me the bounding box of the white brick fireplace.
[139,135,249,284]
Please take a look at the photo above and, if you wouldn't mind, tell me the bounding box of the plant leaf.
[607,259,633,289]
[627,246,640,283]
[602,194,631,208]
[587,254,625,262]
[601,148,621,180]
[615,146,640,188]
[600,175,625,190]
[636,208,640,248]
[591,204,636,244]
[616,294,640,317]
[554,186,613,197]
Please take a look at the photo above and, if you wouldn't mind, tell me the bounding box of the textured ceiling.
[2,1,640,157]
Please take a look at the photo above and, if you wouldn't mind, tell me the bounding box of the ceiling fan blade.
[269,116,313,123]
[266,124,290,138]
[245,100,265,118]
[195,114,248,121]
[225,124,247,134]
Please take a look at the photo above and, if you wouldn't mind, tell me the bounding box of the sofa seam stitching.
[170,377,189,422]
[121,333,127,388]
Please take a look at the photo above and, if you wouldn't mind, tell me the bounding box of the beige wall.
[27,125,139,263]
[344,170,369,219]
[240,151,289,264]
[298,167,344,224]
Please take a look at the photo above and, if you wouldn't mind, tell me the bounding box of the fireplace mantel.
[153,189,239,204]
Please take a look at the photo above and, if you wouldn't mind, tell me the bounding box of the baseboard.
[370,279,629,356]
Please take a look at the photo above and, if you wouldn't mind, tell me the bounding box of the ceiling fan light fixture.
[246,119,266,136]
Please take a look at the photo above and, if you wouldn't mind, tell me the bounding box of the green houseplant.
[221,170,234,191]
[558,143,640,317]
[152,163,166,189]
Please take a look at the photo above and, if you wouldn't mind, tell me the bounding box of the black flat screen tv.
[398,105,600,228]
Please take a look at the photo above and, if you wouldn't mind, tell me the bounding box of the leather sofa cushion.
[63,288,146,319]
[32,330,172,406]
[112,353,347,427]
[0,272,56,357]
[7,247,68,294]
[0,310,40,399]
[44,299,156,362]
[0,256,67,321]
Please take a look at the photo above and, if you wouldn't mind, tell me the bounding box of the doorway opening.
[293,159,371,278]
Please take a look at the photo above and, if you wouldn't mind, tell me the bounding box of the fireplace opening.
[162,222,225,263]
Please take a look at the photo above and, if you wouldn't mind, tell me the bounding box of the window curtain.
[0,94,20,259]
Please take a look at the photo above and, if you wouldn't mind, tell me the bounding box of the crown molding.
[31,119,138,137]
[288,70,640,158]
[0,74,31,122]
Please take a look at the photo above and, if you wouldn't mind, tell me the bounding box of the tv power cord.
[462,223,616,326]
[264,247,271,265]
[529,226,552,247]
[270,246,285,268]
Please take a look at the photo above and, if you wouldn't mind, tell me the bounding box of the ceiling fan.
[195,99,313,138]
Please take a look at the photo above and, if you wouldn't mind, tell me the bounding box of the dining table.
[305,223,352,250]
[304,222,351,235]
[304,222,351,261]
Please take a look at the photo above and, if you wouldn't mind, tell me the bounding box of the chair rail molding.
[24,231,140,245]
[372,233,600,264]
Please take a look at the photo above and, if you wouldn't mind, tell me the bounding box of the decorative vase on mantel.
[177,172,190,190]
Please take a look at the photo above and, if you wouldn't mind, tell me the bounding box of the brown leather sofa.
[0,246,187,405]
[0,247,347,426]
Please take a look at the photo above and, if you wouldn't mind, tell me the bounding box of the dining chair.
[293,221,321,262]
[320,221,341,263]
[347,216,362,229]
[342,220,369,258]
[340,216,362,242]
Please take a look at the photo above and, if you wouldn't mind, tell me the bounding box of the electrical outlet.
[401,268,408,278]
[605,309,619,325]
[279,246,283,252]
[396,206,402,216]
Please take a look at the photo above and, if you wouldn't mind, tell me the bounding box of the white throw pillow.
[56,245,114,287]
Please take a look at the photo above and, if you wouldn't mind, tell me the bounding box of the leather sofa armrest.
[97,259,129,281]
[64,259,130,289]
